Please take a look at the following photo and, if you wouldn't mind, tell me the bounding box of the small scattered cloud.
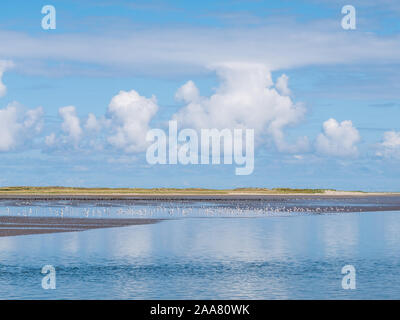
[0,102,43,151]
[59,106,83,146]
[275,74,291,96]
[45,132,56,147]
[316,118,360,157]
[72,165,89,172]
[376,131,400,159]
[85,113,102,132]
[107,155,138,164]
[369,102,399,108]
[0,60,13,98]
[175,80,200,103]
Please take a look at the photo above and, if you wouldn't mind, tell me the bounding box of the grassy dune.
[0,186,340,195]
[0,186,229,195]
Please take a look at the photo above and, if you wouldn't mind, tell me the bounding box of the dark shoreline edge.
[0,216,163,238]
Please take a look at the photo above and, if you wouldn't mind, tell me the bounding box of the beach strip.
[0,216,162,237]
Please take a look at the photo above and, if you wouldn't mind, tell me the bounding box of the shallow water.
[0,198,400,299]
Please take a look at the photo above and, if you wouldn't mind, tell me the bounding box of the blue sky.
[1,0,400,191]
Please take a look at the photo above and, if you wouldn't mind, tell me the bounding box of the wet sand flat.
[0,216,162,237]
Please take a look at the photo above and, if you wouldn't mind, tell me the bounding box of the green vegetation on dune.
[0,186,343,195]
[233,187,336,194]
[233,187,271,192]
[271,188,336,194]
[0,186,230,195]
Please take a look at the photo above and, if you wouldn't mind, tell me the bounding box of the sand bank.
[0,216,162,237]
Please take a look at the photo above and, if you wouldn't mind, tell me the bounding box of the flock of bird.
[0,201,362,219]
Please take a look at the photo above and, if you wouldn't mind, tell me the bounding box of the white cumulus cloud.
[316,118,360,157]
[106,90,158,152]
[46,91,158,152]
[173,63,308,152]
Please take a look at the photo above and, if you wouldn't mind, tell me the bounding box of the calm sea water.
[1,197,400,299]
